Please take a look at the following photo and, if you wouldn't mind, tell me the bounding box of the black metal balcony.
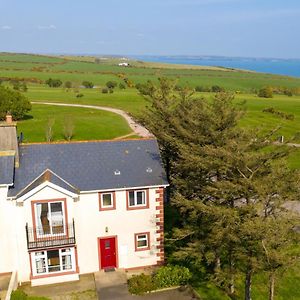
[26,220,76,250]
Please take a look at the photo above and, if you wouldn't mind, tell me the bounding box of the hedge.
[128,265,191,295]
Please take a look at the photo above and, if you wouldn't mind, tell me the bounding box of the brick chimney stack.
[6,113,13,124]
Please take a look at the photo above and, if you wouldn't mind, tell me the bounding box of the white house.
[0,117,168,286]
[118,62,130,67]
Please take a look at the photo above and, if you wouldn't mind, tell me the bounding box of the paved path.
[94,270,195,300]
[274,142,300,148]
[31,102,153,138]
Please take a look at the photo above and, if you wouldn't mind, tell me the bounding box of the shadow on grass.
[21,114,33,120]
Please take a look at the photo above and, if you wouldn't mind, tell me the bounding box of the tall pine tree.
[138,78,300,300]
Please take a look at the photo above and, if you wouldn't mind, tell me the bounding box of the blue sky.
[0,0,299,58]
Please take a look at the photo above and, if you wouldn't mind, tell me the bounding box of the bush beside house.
[128,265,191,295]
[10,290,49,300]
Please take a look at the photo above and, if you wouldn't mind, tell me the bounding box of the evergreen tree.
[139,78,300,300]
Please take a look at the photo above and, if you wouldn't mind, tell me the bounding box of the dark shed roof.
[8,139,168,197]
[0,155,15,185]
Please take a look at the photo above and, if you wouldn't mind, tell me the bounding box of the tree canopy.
[0,86,31,120]
[45,78,62,88]
[138,78,300,300]
[82,81,94,88]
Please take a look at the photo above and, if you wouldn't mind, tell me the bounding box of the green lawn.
[17,104,132,142]
[194,262,300,300]
[25,84,145,115]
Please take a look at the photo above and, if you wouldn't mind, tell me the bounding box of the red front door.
[99,237,117,269]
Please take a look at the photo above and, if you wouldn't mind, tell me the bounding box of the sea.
[130,55,300,78]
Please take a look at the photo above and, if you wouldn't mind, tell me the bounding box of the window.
[127,190,149,210]
[99,192,116,211]
[135,232,150,251]
[34,200,66,237]
[31,248,75,276]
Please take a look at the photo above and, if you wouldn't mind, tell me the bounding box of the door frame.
[98,235,118,270]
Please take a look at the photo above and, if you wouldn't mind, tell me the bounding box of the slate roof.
[8,139,168,198]
[0,155,15,185]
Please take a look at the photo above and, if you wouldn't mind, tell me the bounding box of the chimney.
[6,112,13,124]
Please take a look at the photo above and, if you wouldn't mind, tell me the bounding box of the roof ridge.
[20,137,157,146]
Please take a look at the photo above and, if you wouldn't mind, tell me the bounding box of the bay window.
[31,248,75,276]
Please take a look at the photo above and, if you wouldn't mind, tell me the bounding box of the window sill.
[31,270,77,280]
[127,205,149,211]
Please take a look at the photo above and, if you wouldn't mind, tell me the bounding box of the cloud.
[1,25,12,30]
[38,25,56,30]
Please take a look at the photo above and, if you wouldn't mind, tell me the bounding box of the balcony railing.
[25,220,76,250]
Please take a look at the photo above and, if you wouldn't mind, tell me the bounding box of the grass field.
[17,104,132,142]
[24,85,300,142]
[1,52,300,168]
[2,52,300,92]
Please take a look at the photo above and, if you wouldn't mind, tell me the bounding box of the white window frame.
[128,190,147,208]
[100,192,114,208]
[135,233,150,251]
[35,201,66,238]
[31,248,75,276]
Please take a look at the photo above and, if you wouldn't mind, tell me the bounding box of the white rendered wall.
[1,184,162,284]
[75,188,160,274]
[0,186,17,274]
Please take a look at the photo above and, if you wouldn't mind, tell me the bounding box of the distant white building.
[118,62,130,67]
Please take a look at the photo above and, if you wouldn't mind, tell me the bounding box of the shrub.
[136,82,150,95]
[211,85,225,93]
[11,81,27,92]
[258,87,273,98]
[284,89,293,97]
[153,265,192,289]
[11,290,28,300]
[127,265,191,295]
[174,85,183,91]
[124,78,135,88]
[128,273,156,295]
[262,107,294,120]
[119,82,126,89]
[64,81,72,89]
[102,88,109,94]
[82,81,94,88]
[195,85,211,92]
[45,78,62,88]
[106,81,117,89]
[76,93,84,98]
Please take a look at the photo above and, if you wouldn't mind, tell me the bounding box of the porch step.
[94,269,127,288]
